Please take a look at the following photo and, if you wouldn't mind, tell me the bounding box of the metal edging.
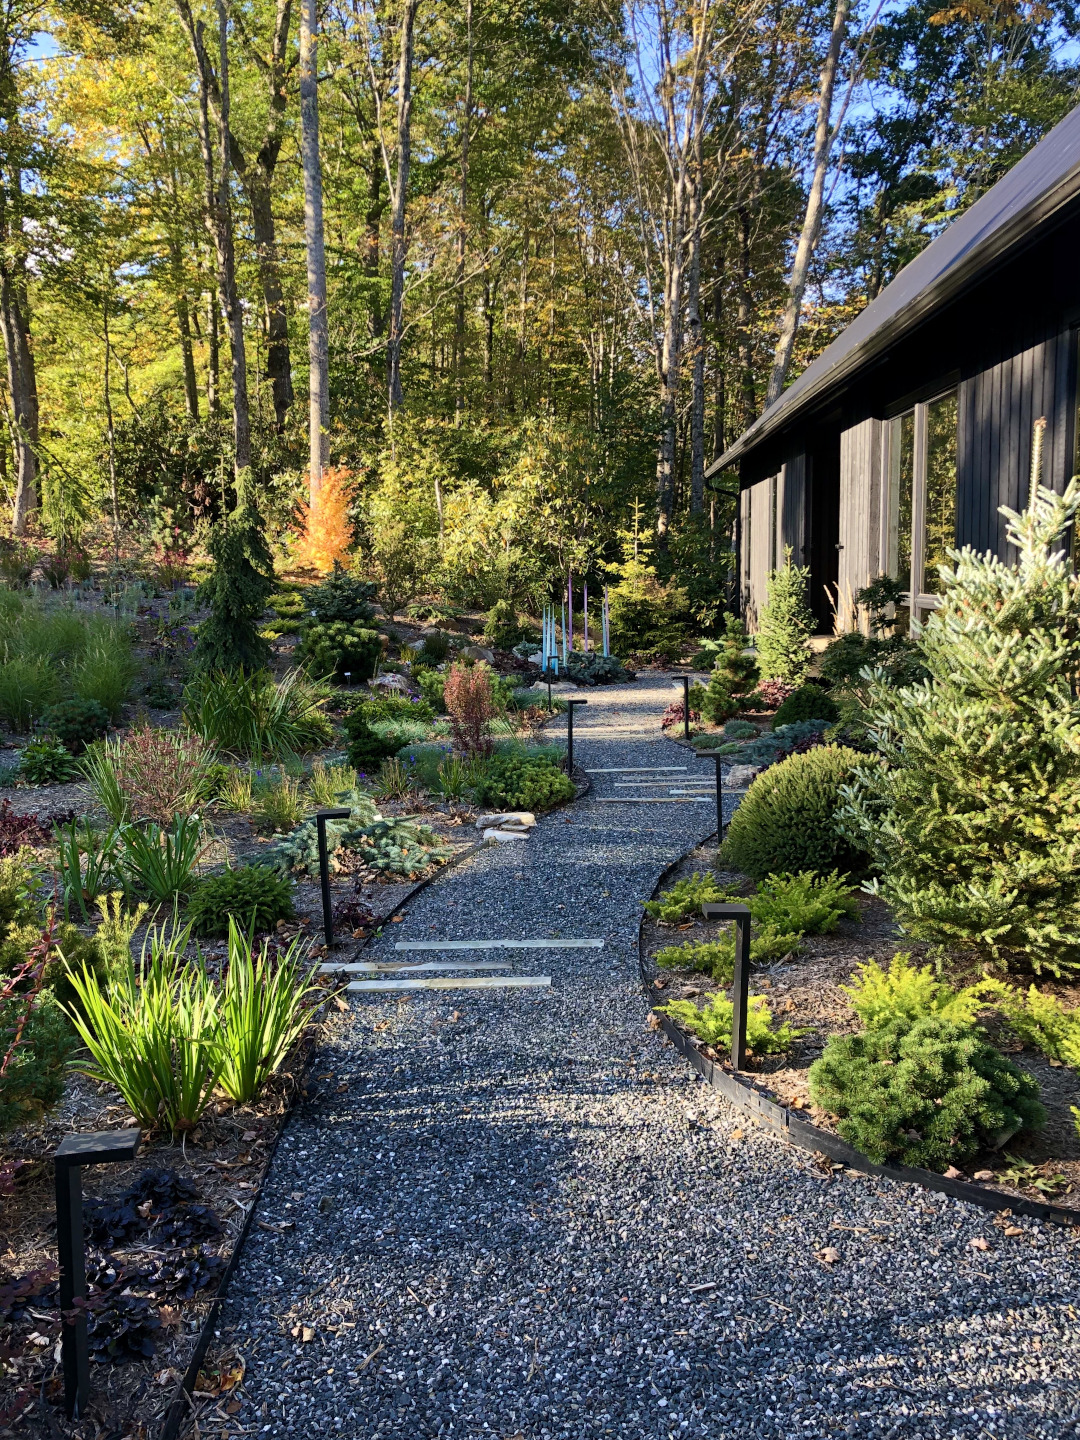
[637,842,1080,1230]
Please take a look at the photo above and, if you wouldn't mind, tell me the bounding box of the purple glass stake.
[568,573,573,654]
[583,582,589,652]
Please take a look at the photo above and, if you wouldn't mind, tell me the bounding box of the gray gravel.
[216,675,1080,1440]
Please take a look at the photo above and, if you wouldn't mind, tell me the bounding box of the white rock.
[532,679,579,693]
[724,764,759,790]
[483,828,527,843]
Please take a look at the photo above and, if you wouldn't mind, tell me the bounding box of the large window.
[884,390,958,618]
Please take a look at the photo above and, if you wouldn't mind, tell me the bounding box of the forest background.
[1,0,1078,633]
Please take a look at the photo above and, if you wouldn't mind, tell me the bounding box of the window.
[884,389,958,618]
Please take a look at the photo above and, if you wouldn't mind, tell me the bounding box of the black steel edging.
[637,843,1080,1231]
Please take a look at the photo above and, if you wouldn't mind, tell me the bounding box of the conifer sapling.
[755,548,814,684]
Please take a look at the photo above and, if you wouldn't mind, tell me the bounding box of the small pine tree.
[193,476,275,674]
[840,475,1080,976]
[756,548,814,683]
[699,615,756,723]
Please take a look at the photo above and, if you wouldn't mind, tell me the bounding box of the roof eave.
[708,162,1080,477]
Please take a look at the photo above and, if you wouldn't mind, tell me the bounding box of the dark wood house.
[710,102,1080,633]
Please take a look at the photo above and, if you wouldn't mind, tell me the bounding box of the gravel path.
[217,675,1080,1440]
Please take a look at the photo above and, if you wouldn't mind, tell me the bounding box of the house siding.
[838,419,884,630]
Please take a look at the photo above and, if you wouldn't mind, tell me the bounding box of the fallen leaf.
[973,1170,995,1182]
[242,1130,257,1142]
[391,915,405,923]
[943,1166,965,1180]
[336,1082,349,1093]
[1049,1058,1063,1068]
[1003,1225,1023,1238]
[226,1400,242,1414]
[969,1236,991,1252]
[257,1220,295,1234]
[333,996,350,1013]
[302,1326,315,1343]
[730,1128,744,1141]
[646,1012,662,1031]
[158,1306,182,1329]
[817,1247,841,1265]
[450,1010,461,1022]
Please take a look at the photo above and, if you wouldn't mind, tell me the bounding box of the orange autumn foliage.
[294,467,354,573]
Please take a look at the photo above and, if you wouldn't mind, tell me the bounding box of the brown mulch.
[642,839,1080,1209]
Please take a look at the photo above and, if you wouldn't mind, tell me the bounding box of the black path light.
[316,808,352,949]
[674,675,691,739]
[54,1128,141,1418]
[565,697,588,776]
[702,903,751,1071]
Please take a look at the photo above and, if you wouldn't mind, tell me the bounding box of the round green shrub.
[186,864,296,937]
[771,683,839,730]
[39,697,110,753]
[473,755,575,812]
[299,621,382,681]
[808,1015,1046,1170]
[720,745,871,879]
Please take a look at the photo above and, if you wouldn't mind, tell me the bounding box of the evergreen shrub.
[472,755,575,812]
[40,698,110,753]
[839,478,1080,976]
[306,564,377,625]
[193,483,274,674]
[808,1015,1045,1169]
[186,865,295,937]
[298,621,382,681]
[772,683,838,729]
[0,993,74,1134]
[755,550,814,684]
[483,599,537,652]
[561,653,633,686]
[343,709,406,770]
[721,746,871,879]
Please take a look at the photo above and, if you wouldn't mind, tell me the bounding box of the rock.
[723,764,759,790]
[532,679,579,693]
[461,644,495,663]
[483,828,527,843]
[370,673,413,693]
[475,812,536,831]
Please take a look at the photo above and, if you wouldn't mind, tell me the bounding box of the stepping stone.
[585,766,687,773]
[318,961,510,975]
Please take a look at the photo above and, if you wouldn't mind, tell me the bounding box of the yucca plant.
[213,919,322,1104]
[63,924,221,1134]
[117,816,206,903]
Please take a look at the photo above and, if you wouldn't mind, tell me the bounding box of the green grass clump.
[656,992,802,1054]
[186,865,296,937]
[73,641,138,720]
[183,668,333,760]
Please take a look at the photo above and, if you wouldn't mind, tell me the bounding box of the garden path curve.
[217,674,1080,1440]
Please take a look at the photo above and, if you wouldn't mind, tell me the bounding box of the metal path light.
[316,808,352,948]
[54,1128,141,1418]
[701,903,752,1071]
[565,697,588,776]
[674,675,691,739]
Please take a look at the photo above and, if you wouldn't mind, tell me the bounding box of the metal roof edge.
[709,140,1080,475]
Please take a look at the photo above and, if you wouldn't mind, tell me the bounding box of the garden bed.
[640,840,1080,1217]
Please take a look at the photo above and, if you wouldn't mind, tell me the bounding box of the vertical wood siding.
[740,475,776,629]
[779,454,807,563]
[838,419,884,631]
[957,326,1076,557]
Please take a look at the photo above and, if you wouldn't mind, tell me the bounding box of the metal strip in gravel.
[344,975,552,993]
[395,938,605,950]
[216,673,1080,1440]
[318,961,512,974]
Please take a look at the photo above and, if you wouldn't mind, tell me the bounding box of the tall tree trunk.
[736,206,755,429]
[300,0,329,504]
[0,269,36,536]
[102,280,121,541]
[249,185,293,430]
[655,220,684,543]
[364,140,385,339]
[168,232,199,419]
[454,0,474,422]
[687,128,705,516]
[206,285,220,415]
[387,0,419,416]
[767,0,850,406]
[179,0,250,474]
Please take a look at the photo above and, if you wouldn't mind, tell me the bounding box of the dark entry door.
[806,435,840,632]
